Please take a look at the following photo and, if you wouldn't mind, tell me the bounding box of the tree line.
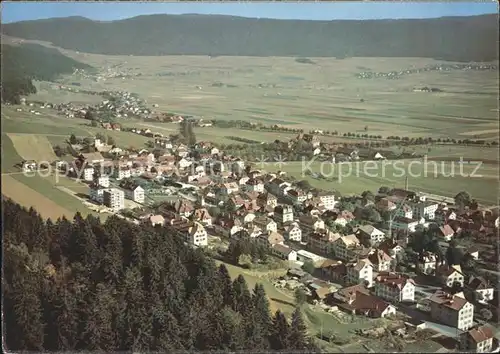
[2,197,318,352]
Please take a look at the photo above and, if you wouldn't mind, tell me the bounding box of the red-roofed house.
[465,325,494,353]
[429,290,474,330]
[374,272,415,303]
[438,224,455,241]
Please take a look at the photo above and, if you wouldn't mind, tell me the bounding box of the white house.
[356,225,386,245]
[392,217,421,233]
[368,249,392,272]
[396,204,413,219]
[429,291,474,331]
[272,244,297,261]
[346,259,373,288]
[437,265,465,288]
[253,217,278,233]
[374,272,415,303]
[467,276,494,304]
[187,222,208,247]
[466,325,494,353]
[124,184,145,204]
[245,179,265,193]
[417,252,439,275]
[284,222,302,242]
[178,158,193,169]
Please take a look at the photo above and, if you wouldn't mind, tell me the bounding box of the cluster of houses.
[48,130,499,351]
[355,62,498,80]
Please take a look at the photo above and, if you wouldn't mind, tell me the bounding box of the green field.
[53,53,498,141]
[262,159,498,205]
[1,133,23,173]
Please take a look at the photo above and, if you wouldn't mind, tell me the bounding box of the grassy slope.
[1,133,23,173]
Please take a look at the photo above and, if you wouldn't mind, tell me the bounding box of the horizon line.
[4,12,497,24]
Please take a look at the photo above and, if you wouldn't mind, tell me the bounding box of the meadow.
[1,50,498,222]
[54,51,498,141]
[262,159,498,206]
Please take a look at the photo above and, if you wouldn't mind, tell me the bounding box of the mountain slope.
[2,14,498,61]
[1,43,93,103]
[1,42,93,81]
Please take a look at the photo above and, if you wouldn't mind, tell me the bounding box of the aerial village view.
[1,1,499,353]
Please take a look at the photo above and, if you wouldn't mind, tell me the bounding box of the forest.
[2,197,319,352]
[1,43,93,103]
[2,14,497,61]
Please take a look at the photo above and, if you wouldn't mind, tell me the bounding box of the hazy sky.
[1,1,498,23]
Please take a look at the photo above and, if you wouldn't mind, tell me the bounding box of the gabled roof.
[468,276,491,290]
[357,224,384,236]
[468,325,494,343]
[350,292,394,317]
[429,290,470,311]
[368,250,392,264]
[375,272,415,290]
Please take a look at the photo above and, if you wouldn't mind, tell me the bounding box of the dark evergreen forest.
[2,197,318,352]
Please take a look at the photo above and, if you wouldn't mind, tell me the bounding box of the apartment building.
[410,201,439,220]
[395,204,413,219]
[429,291,474,331]
[89,184,105,204]
[312,190,337,210]
[103,188,125,211]
[308,230,341,255]
[114,167,131,180]
[374,272,415,303]
[332,234,362,261]
[95,175,110,188]
[346,259,373,288]
[83,167,94,181]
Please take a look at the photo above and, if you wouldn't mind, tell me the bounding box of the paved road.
[1,171,26,176]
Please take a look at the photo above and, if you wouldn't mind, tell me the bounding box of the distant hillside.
[1,42,93,82]
[1,43,93,103]
[1,14,498,62]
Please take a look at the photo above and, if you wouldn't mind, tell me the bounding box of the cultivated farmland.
[7,133,58,162]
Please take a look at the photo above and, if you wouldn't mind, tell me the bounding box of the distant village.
[356,62,498,80]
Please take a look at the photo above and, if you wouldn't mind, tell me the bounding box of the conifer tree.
[232,274,253,317]
[288,307,309,350]
[270,310,290,350]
